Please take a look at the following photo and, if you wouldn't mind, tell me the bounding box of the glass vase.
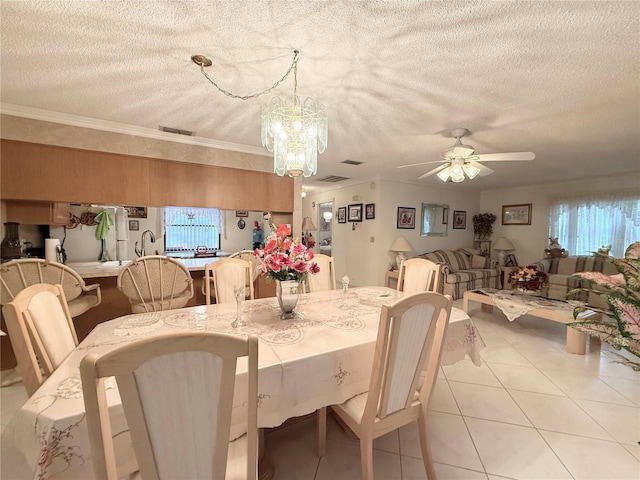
[276,279,300,320]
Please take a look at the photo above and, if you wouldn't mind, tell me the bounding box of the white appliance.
[115,207,129,262]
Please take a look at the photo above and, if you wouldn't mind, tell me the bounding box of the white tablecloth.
[1,287,483,480]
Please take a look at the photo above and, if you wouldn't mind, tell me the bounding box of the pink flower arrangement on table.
[509,264,549,291]
[254,223,320,282]
[569,241,640,370]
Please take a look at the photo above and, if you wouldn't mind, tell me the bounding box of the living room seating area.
[419,249,500,299]
[534,255,618,308]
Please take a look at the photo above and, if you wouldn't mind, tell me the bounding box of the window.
[164,207,222,251]
[548,192,640,257]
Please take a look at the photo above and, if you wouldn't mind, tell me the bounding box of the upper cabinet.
[5,201,70,225]
[1,140,294,213]
[1,140,149,205]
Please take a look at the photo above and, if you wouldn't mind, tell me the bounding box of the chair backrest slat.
[362,292,452,423]
[0,259,87,306]
[117,256,194,313]
[397,258,442,294]
[206,258,254,304]
[2,283,78,396]
[81,332,258,480]
[306,254,336,292]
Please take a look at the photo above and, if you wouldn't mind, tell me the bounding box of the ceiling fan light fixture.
[463,163,480,179]
[451,171,466,183]
[436,166,452,182]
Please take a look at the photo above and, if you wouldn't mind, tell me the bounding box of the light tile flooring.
[2,300,639,479]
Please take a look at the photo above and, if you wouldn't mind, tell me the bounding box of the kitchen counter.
[66,256,228,279]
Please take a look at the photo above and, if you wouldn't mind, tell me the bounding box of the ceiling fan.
[397,128,535,183]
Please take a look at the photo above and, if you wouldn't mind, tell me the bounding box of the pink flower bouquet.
[254,223,319,283]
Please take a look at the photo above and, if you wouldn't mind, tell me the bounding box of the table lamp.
[390,236,412,270]
[301,216,317,248]
[493,237,515,266]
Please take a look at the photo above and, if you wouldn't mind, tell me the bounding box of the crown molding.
[0,103,268,156]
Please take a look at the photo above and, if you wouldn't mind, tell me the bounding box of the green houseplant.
[473,213,497,240]
[569,242,640,371]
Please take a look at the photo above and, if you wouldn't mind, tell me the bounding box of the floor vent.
[159,126,195,136]
[341,159,364,166]
[316,175,350,183]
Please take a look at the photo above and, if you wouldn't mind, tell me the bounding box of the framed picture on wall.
[128,220,139,231]
[453,210,466,229]
[502,203,532,225]
[397,207,416,229]
[337,207,347,223]
[348,203,363,222]
[236,210,249,217]
[124,206,147,218]
[365,203,375,220]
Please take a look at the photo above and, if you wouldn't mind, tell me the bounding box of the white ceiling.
[1,1,639,192]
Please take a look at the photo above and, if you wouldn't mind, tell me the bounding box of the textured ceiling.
[1,1,639,192]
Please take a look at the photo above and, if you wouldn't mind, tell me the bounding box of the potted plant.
[569,242,640,370]
[473,213,497,240]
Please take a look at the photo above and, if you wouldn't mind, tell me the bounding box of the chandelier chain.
[197,50,299,101]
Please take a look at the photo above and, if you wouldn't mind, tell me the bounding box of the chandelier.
[436,158,480,183]
[192,50,327,178]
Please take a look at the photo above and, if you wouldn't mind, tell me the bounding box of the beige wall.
[303,178,481,287]
[479,173,640,265]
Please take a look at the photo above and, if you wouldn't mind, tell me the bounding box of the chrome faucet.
[135,230,156,257]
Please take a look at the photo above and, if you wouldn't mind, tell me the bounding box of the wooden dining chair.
[2,283,78,396]
[229,250,260,282]
[317,291,453,480]
[306,253,336,292]
[81,332,259,480]
[117,255,194,313]
[397,258,442,294]
[205,258,254,304]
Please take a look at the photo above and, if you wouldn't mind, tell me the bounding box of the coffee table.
[463,289,600,355]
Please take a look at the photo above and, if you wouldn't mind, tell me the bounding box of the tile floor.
[2,300,639,479]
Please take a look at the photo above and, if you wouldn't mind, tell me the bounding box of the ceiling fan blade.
[418,164,447,180]
[474,152,535,162]
[468,160,494,177]
[452,145,475,157]
[396,160,445,169]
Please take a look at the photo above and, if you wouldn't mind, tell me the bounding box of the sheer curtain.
[548,191,640,257]
[163,207,224,251]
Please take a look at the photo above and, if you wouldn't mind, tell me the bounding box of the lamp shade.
[301,217,317,231]
[493,237,514,250]
[390,237,412,252]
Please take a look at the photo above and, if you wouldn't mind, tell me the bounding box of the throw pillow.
[471,255,491,269]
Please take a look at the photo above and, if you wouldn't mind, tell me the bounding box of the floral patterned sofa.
[418,248,500,299]
[534,255,617,307]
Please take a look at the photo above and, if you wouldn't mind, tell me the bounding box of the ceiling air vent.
[159,126,195,136]
[316,175,350,183]
[341,159,363,166]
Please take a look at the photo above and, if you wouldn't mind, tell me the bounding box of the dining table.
[1,286,485,480]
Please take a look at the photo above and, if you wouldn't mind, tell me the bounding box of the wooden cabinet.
[5,201,70,225]
[50,202,71,224]
[1,140,294,213]
[0,140,150,205]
